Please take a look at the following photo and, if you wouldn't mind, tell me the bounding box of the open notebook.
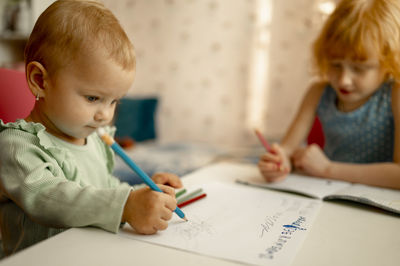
[237,173,400,215]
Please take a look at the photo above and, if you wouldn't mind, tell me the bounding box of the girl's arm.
[281,81,326,156]
[303,83,400,190]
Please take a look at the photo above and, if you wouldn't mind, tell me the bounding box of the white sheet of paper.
[119,182,321,266]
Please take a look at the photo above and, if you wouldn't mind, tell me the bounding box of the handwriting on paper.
[259,216,307,260]
[259,198,307,238]
[259,212,283,237]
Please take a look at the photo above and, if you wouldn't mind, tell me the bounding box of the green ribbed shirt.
[0,120,132,255]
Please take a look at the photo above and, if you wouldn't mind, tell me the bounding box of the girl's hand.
[122,184,177,235]
[291,144,331,178]
[152,172,182,189]
[258,143,291,183]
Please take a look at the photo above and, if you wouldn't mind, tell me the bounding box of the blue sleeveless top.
[316,82,394,163]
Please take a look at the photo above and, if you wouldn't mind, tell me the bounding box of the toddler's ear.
[26,61,49,98]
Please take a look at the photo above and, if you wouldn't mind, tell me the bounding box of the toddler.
[0,0,182,256]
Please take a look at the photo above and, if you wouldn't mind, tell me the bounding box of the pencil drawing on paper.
[171,216,215,241]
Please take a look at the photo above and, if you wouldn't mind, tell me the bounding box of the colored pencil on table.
[175,188,187,199]
[178,193,207,208]
[177,188,203,204]
[97,128,188,221]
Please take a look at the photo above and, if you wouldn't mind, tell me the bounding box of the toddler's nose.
[94,107,113,123]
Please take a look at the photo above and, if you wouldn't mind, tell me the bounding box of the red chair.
[0,68,34,123]
[307,116,325,148]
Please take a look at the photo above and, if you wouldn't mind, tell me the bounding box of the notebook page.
[325,183,400,214]
[119,182,321,266]
[237,173,351,199]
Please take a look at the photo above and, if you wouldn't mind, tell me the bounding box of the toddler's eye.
[86,96,99,102]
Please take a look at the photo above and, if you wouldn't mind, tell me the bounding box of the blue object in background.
[112,142,223,186]
[114,97,158,142]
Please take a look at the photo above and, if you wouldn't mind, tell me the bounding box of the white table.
[0,162,399,266]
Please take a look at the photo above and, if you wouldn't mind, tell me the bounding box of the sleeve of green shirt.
[0,129,131,233]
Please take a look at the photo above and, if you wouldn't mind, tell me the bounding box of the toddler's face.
[326,52,387,110]
[41,51,135,145]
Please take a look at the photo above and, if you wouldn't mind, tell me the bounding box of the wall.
[103,0,328,147]
[266,0,326,140]
[104,0,256,146]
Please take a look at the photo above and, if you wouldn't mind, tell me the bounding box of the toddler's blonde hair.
[25,0,135,74]
[313,0,400,80]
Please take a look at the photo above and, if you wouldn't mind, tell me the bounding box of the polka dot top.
[316,82,394,163]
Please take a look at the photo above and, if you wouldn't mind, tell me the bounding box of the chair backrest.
[307,116,325,148]
[0,68,34,123]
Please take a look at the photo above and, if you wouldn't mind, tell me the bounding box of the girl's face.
[326,52,387,112]
[38,50,135,145]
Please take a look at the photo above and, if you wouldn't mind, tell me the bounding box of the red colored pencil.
[254,129,272,152]
[254,128,283,171]
[177,193,207,208]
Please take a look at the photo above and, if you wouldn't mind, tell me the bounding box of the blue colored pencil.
[97,128,187,221]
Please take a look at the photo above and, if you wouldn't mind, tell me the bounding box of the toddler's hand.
[122,184,177,234]
[258,143,291,183]
[152,172,182,188]
[291,144,330,177]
